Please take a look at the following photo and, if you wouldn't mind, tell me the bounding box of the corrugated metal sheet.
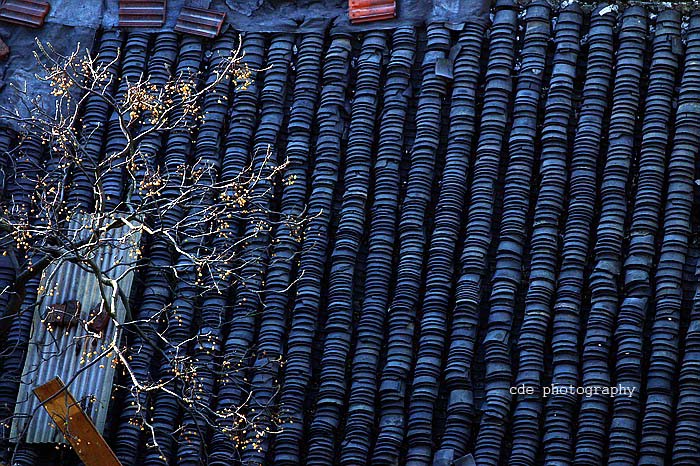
[0,0,50,28]
[11,214,141,443]
[174,7,225,38]
[119,0,166,27]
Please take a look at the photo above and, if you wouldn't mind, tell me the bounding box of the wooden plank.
[33,377,122,466]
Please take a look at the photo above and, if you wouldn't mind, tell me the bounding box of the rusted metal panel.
[0,0,50,28]
[174,6,225,38]
[44,300,81,328]
[0,37,9,59]
[348,0,396,24]
[119,0,166,27]
[11,213,141,443]
[33,377,122,466]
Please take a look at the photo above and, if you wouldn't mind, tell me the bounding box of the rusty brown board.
[33,377,122,466]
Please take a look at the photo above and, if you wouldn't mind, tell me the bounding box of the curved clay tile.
[638,12,700,465]
[240,30,325,466]
[509,3,583,463]
[208,32,295,466]
[305,30,387,465]
[404,19,486,466]
[608,10,682,464]
[67,30,124,212]
[113,33,197,466]
[471,2,551,464]
[272,33,353,466]
[176,32,266,466]
[0,135,44,457]
[437,2,518,462]
[575,7,648,464]
[0,130,18,316]
[113,34,204,465]
[340,26,416,466]
[129,32,178,206]
[139,31,239,466]
[100,32,151,213]
[543,4,617,462]
[370,24,453,465]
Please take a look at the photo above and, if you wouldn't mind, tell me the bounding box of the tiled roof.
[2,1,700,465]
